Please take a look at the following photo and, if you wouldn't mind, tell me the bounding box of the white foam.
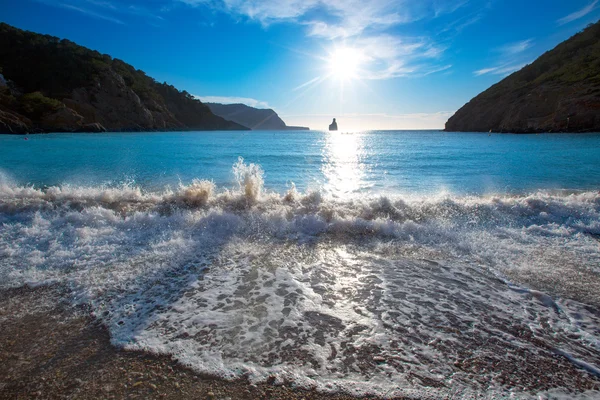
[1,160,599,398]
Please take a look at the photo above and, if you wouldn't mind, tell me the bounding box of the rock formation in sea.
[0,23,249,134]
[445,20,600,133]
[206,102,309,130]
[329,118,338,131]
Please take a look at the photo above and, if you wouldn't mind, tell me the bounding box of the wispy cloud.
[33,0,164,25]
[179,0,475,37]
[557,0,599,25]
[422,64,452,76]
[474,37,534,78]
[126,5,166,25]
[496,39,534,56]
[439,12,483,35]
[179,0,478,79]
[346,34,447,79]
[181,0,408,36]
[34,0,125,24]
[82,0,117,10]
[474,63,528,76]
[432,0,471,18]
[195,95,271,109]
[473,67,498,76]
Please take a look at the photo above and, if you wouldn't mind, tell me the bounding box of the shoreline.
[0,285,381,400]
[2,285,600,399]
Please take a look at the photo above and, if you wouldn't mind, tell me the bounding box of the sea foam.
[0,159,599,398]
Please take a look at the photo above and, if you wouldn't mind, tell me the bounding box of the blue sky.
[1,0,599,130]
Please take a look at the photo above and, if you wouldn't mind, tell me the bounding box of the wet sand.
[0,286,371,400]
[1,285,599,399]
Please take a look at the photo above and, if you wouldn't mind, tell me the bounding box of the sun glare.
[328,47,364,80]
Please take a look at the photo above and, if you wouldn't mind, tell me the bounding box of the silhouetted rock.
[206,103,309,130]
[446,21,600,133]
[0,23,249,134]
[329,118,338,131]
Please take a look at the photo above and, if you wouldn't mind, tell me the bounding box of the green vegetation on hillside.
[481,22,600,98]
[0,23,175,104]
[446,20,600,133]
[0,23,246,132]
[19,92,63,119]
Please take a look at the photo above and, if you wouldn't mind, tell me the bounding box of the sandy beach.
[2,285,600,399]
[0,286,375,400]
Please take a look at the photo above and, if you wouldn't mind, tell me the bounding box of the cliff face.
[206,103,309,130]
[0,23,248,133]
[446,21,600,133]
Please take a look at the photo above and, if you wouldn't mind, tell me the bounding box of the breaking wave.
[1,158,599,398]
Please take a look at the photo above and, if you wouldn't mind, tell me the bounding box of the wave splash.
[1,159,600,398]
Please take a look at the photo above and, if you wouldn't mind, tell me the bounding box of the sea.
[1,130,599,398]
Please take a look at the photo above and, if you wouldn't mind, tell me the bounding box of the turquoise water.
[1,130,599,195]
[1,130,600,397]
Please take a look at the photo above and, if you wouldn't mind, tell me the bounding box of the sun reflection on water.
[322,132,368,197]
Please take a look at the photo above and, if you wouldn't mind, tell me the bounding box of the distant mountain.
[0,23,248,133]
[206,103,309,130]
[446,21,600,133]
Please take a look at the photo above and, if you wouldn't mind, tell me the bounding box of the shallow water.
[1,130,599,398]
[1,130,600,195]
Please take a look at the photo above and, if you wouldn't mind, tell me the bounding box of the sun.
[327,47,364,80]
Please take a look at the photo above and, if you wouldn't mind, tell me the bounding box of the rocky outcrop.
[328,118,338,131]
[76,123,106,133]
[0,109,30,134]
[64,70,157,131]
[446,21,600,133]
[0,23,249,134]
[40,107,84,132]
[206,103,309,130]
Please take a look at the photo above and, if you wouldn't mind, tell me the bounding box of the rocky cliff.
[206,103,309,130]
[446,21,600,133]
[0,23,248,133]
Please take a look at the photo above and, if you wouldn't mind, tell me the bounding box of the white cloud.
[33,0,164,25]
[33,0,125,24]
[474,39,534,78]
[342,34,447,79]
[182,0,408,35]
[557,0,599,25]
[474,67,498,76]
[474,63,528,76]
[422,64,452,76]
[496,39,534,56]
[179,0,470,79]
[227,0,321,24]
[126,5,166,24]
[438,12,483,36]
[195,95,271,109]
[82,0,117,10]
[304,0,408,39]
[431,0,471,18]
